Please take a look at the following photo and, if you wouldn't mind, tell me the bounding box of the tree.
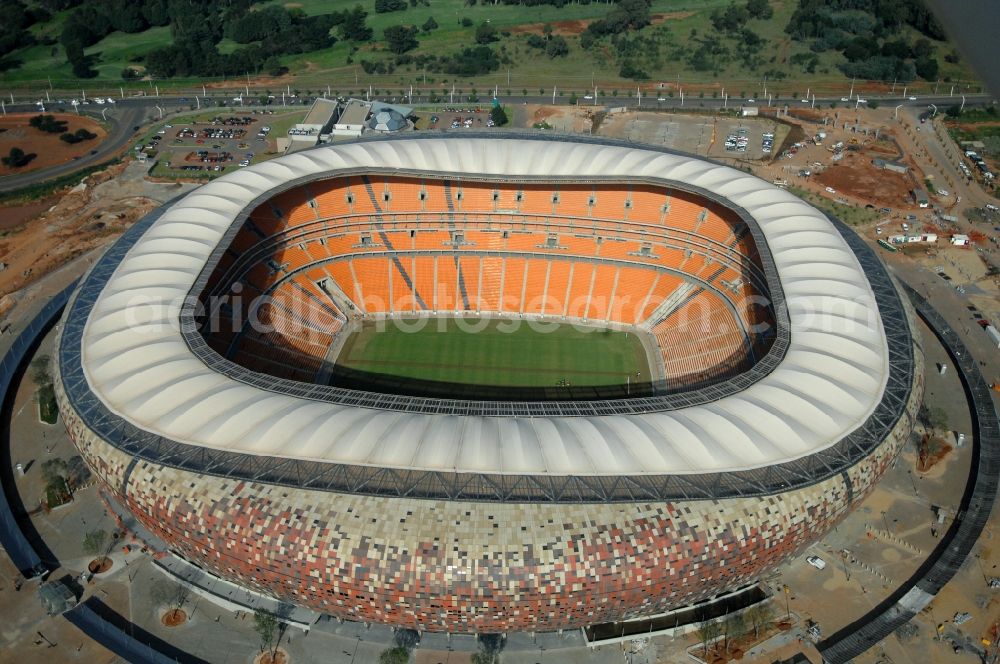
[568,91,578,105]
[2,146,35,168]
[724,612,747,652]
[472,633,505,664]
[394,628,420,650]
[384,25,418,54]
[254,608,279,657]
[927,406,949,432]
[489,104,508,126]
[745,0,773,20]
[262,55,286,76]
[375,0,407,12]
[421,16,438,33]
[745,602,775,638]
[915,56,938,80]
[82,529,109,562]
[340,5,373,42]
[30,355,51,385]
[696,619,721,657]
[151,579,190,616]
[40,458,67,483]
[945,104,962,118]
[475,22,497,45]
[545,35,568,58]
[379,647,409,664]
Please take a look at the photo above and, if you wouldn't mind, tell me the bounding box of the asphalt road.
[0,92,992,195]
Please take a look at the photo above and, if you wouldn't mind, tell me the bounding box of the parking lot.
[423,107,495,131]
[136,110,307,179]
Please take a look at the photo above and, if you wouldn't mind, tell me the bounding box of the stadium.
[54,133,922,634]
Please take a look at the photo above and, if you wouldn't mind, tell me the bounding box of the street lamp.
[783,584,790,619]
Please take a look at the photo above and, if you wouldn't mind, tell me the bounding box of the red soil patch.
[88,557,113,574]
[254,648,289,664]
[511,11,692,36]
[0,196,58,231]
[814,148,919,209]
[651,11,696,24]
[0,114,108,177]
[161,609,187,627]
[954,120,1000,132]
[510,19,591,36]
[917,434,953,473]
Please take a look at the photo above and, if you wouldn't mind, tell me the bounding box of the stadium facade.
[55,134,921,633]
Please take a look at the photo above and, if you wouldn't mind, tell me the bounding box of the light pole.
[894,104,902,119]
[783,585,790,620]
[961,95,966,113]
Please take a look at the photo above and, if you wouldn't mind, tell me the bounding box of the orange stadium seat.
[352,257,392,312]
[586,264,617,321]
[478,256,503,311]
[454,182,495,213]
[542,260,571,317]
[458,256,479,312]
[519,184,555,216]
[411,256,435,312]
[591,187,631,220]
[501,257,526,313]
[389,256,417,313]
[629,186,668,224]
[312,180,354,219]
[565,262,594,319]
[522,259,548,315]
[494,183,522,211]
[611,266,656,325]
[557,185,594,219]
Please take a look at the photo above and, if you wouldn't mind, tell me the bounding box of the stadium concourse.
[54,134,921,634]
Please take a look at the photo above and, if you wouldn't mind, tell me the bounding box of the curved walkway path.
[818,283,1000,663]
[0,280,196,663]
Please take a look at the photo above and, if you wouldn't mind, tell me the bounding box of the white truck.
[986,325,1000,349]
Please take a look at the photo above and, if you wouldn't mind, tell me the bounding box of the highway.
[0,91,993,194]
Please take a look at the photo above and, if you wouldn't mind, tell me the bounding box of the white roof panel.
[77,137,890,476]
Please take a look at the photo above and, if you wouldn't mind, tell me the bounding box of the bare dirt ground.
[814,149,919,209]
[510,11,693,36]
[516,104,595,133]
[0,159,195,306]
[0,113,108,177]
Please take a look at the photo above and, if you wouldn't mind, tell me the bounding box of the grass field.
[335,318,649,390]
[0,0,977,95]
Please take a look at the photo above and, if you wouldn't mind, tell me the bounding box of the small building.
[740,106,759,117]
[961,140,987,153]
[872,158,908,174]
[38,580,78,616]
[287,97,340,146]
[912,188,929,208]
[951,234,970,245]
[330,99,414,138]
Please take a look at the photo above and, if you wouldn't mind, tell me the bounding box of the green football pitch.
[333,318,650,389]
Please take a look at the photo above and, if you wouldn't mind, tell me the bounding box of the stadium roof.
[76,135,889,477]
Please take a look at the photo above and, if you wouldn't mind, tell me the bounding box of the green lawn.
[0,0,979,95]
[335,317,648,390]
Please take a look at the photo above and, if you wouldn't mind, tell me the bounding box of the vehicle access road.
[0,103,146,193]
[0,92,992,194]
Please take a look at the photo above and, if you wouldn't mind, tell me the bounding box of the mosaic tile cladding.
[54,331,922,634]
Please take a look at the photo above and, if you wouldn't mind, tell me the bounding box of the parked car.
[806,555,827,570]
